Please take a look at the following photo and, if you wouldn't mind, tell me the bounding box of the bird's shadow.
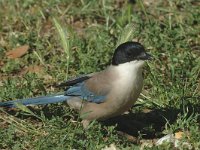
[102,99,200,139]
[102,107,179,139]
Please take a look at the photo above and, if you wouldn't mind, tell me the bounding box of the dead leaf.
[175,131,184,139]
[6,45,29,59]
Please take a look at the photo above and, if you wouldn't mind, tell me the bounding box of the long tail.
[0,94,70,108]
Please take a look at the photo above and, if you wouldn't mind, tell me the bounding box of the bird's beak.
[137,52,153,60]
[144,52,152,60]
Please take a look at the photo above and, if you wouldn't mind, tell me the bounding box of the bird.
[0,41,152,127]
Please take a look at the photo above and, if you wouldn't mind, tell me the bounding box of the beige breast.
[80,61,144,121]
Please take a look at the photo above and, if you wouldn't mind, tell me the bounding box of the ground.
[0,0,200,149]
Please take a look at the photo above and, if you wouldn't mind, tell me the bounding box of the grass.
[0,0,200,149]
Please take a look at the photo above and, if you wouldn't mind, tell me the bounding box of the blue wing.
[65,82,106,103]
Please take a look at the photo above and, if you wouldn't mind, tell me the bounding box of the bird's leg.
[67,99,91,128]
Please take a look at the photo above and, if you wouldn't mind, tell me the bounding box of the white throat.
[111,60,144,96]
[114,60,144,78]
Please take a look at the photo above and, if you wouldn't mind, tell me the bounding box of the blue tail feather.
[0,94,70,108]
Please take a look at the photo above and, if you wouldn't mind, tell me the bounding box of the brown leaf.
[175,131,184,139]
[6,45,29,59]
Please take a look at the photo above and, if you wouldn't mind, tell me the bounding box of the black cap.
[112,41,152,65]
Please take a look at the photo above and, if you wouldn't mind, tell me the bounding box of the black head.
[112,41,152,65]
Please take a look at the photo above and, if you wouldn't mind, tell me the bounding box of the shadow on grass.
[102,107,179,139]
[103,97,200,140]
